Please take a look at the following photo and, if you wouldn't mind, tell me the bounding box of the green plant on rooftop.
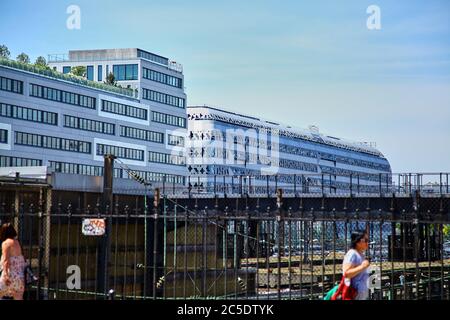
[105,72,117,86]
[70,65,87,78]
[16,52,30,64]
[0,45,10,59]
[34,56,51,70]
[0,57,135,98]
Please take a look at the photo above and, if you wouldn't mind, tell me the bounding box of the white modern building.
[187,106,392,195]
[0,48,187,190]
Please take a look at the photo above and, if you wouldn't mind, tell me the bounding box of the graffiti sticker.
[82,218,105,236]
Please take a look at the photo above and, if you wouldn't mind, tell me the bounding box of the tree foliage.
[16,52,30,64]
[105,72,117,86]
[34,56,50,69]
[0,44,10,59]
[70,66,87,78]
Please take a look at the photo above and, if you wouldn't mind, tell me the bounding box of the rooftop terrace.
[0,58,137,98]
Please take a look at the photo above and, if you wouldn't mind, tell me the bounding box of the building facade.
[0,48,392,195]
[0,48,187,187]
[187,106,392,195]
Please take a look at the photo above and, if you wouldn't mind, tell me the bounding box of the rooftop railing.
[48,52,184,73]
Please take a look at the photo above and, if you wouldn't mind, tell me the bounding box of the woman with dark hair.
[0,223,26,300]
[342,229,371,300]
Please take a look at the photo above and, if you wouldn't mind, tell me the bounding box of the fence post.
[294,174,297,196]
[224,175,227,198]
[417,174,420,194]
[42,186,52,300]
[321,174,324,195]
[329,174,332,194]
[163,175,166,196]
[413,190,420,300]
[409,173,412,194]
[275,176,278,196]
[386,173,389,194]
[152,188,160,300]
[97,154,115,299]
[232,176,235,195]
[276,188,283,300]
[36,188,44,300]
[447,173,449,194]
[301,175,304,194]
[349,174,353,196]
[240,175,243,198]
[357,174,360,195]
[188,176,191,199]
[379,173,382,196]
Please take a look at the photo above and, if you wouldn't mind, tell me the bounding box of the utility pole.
[97,154,115,298]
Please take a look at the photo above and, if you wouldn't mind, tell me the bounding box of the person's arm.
[343,260,370,279]
[2,241,11,280]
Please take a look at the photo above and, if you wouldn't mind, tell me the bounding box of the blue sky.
[1,0,449,173]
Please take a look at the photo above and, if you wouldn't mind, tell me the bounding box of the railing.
[48,52,184,74]
[0,58,136,98]
[147,173,450,199]
[168,61,183,73]
[1,198,448,300]
[47,53,70,62]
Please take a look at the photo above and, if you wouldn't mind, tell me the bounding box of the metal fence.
[159,173,450,198]
[0,191,449,300]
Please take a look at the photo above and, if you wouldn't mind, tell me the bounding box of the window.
[64,115,115,135]
[168,134,184,146]
[15,131,91,154]
[142,67,182,88]
[49,161,103,176]
[29,83,96,109]
[120,125,164,143]
[320,165,388,183]
[87,66,94,81]
[0,76,23,94]
[151,111,186,128]
[53,163,126,177]
[101,100,147,120]
[0,156,42,167]
[121,168,185,184]
[96,143,144,161]
[0,103,58,125]
[279,159,318,172]
[98,65,103,81]
[148,151,185,166]
[137,49,168,66]
[142,88,185,108]
[0,129,7,143]
[113,64,138,81]
[63,66,71,74]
